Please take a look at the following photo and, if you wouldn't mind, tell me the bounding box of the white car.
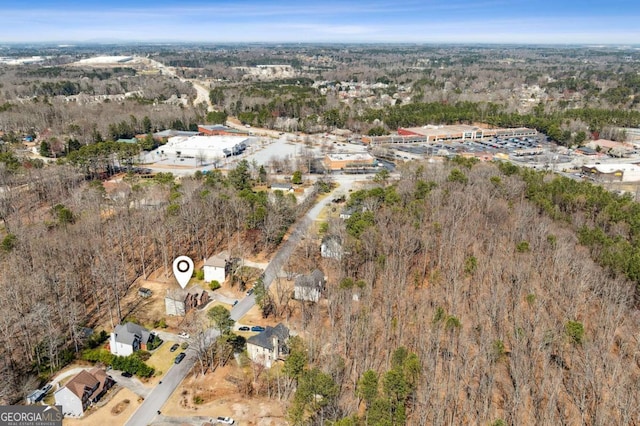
[178,332,190,339]
[216,417,235,425]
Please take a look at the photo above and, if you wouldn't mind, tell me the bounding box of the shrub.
[565,320,585,345]
[209,280,221,291]
[153,318,168,329]
[193,395,204,404]
[516,241,530,253]
[146,335,163,351]
[195,269,205,280]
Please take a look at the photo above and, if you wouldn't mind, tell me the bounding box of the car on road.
[216,417,235,425]
[250,326,265,332]
[178,332,190,339]
[238,326,250,331]
[232,300,238,306]
[170,343,180,352]
[246,288,254,296]
[174,352,186,364]
[121,371,133,378]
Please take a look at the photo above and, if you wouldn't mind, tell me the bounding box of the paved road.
[125,179,354,426]
[124,344,202,426]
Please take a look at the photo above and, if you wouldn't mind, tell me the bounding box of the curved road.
[125,178,354,426]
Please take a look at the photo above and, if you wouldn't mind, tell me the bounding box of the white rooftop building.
[160,135,250,159]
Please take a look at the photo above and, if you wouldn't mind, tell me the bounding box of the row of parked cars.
[238,325,265,332]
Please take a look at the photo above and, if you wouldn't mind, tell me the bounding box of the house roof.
[270,182,293,190]
[113,322,150,346]
[165,285,208,301]
[60,368,110,401]
[295,269,324,289]
[247,323,289,350]
[204,251,229,268]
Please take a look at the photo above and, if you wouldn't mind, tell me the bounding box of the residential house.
[339,206,357,220]
[109,322,152,356]
[321,235,343,260]
[54,368,115,417]
[270,182,294,192]
[203,251,230,283]
[294,269,325,303]
[165,286,211,316]
[246,323,290,368]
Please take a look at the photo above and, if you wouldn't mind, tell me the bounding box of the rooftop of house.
[270,182,293,190]
[113,322,151,346]
[58,368,110,401]
[204,250,229,268]
[295,269,325,288]
[247,323,289,350]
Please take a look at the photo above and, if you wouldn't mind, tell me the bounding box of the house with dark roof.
[109,322,152,356]
[246,323,290,368]
[165,286,211,316]
[54,368,115,417]
[294,269,325,302]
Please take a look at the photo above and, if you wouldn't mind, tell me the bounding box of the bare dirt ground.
[162,364,288,426]
[64,387,142,426]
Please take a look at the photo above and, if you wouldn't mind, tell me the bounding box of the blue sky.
[2,0,639,44]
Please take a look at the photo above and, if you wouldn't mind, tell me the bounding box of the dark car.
[238,326,250,331]
[250,326,265,332]
[121,371,133,378]
[174,352,186,364]
[232,300,238,306]
[246,288,254,296]
[170,343,180,352]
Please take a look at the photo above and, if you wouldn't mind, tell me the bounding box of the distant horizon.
[2,40,640,49]
[2,1,640,45]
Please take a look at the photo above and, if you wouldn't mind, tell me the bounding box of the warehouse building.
[324,152,376,171]
[160,135,250,159]
[581,163,640,182]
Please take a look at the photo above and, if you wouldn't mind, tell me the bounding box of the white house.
[54,368,114,417]
[109,322,152,356]
[203,251,229,283]
[294,269,325,303]
[246,323,290,368]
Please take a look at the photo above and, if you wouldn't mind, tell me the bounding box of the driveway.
[112,373,151,399]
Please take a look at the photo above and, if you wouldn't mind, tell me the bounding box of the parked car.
[216,417,235,425]
[121,371,133,378]
[178,332,190,339]
[41,384,52,394]
[174,352,186,364]
[250,326,265,332]
[238,326,250,331]
[246,288,254,296]
[170,343,180,352]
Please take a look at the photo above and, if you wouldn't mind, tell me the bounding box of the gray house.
[294,269,325,303]
[109,322,152,356]
[246,324,290,368]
